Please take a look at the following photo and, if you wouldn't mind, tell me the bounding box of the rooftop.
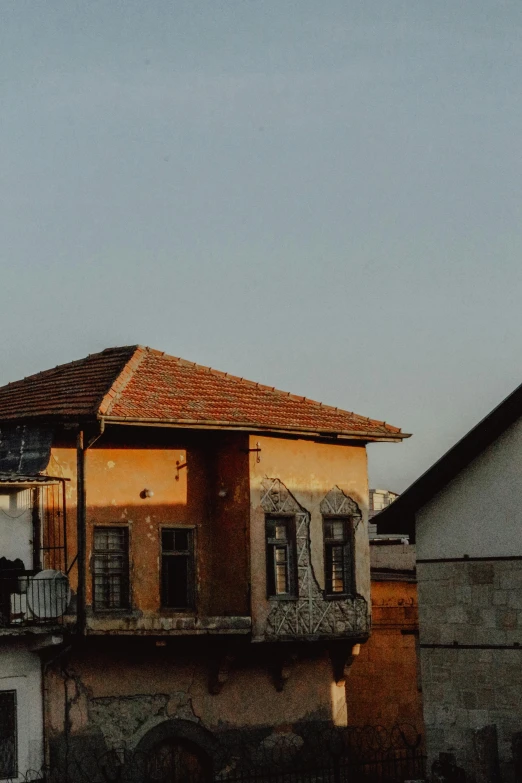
[0,346,408,441]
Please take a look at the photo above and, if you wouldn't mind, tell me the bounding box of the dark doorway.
[149,737,211,783]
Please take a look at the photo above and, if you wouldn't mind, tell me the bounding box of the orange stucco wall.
[49,428,251,627]
[346,579,424,729]
[42,427,379,755]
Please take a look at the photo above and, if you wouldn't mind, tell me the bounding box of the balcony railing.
[0,569,72,628]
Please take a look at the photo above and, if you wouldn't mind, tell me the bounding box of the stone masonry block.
[475,688,495,710]
[474,627,506,646]
[500,571,522,590]
[466,607,482,625]
[446,605,468,624]
[493,590,508,606]
[469,563,494,585]
[496,610,518,630]
[459,691,477,710]
[471,585,493,606]
[507,589,522,609]
[481,608,497,628]
[456,585,472,604]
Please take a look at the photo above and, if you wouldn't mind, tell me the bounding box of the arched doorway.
[136,719,217,783]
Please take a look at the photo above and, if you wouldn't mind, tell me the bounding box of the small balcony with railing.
[0,568,72,629]
[0,474,74,633]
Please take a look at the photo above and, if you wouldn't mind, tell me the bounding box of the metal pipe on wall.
[76,429,86,635]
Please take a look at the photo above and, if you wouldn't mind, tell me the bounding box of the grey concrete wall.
[370,543,416,573]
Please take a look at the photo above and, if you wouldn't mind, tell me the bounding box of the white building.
[368,488,399,537]
[0,474,69,781]
[377,384,522,782]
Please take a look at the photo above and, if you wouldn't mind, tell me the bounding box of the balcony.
[0,569,73,630]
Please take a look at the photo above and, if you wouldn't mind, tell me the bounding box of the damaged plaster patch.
[89,694,169,748]
[107,461,116,469]
[88,690,200,750]
[166,690,200,723]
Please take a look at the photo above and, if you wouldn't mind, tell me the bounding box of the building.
[368,489,399,536]
[0,425,72,780]
[0,346,408,781]
[377,382,522,782]
[347,499,424,733]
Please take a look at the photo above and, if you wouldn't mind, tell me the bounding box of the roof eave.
[100,414,408,442]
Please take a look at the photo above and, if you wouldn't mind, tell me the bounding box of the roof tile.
[0,346,406,440]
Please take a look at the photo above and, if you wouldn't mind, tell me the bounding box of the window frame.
[92,526,130,612]
[160,526,196,612]
[323,515,355,599]
[265,515,298,600]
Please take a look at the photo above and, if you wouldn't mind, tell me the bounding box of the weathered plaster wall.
[49,428,250,629]
[44,641,345,762]
[0,640,44,779]
[249,435,370,640]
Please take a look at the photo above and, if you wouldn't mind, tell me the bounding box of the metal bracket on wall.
[272,652,297,692]
[208,652,235,695]
[175,459,188,481]
[242,442,261,463]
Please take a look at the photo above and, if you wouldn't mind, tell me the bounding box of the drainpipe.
[76,430,86,635]
[76,420,105,636]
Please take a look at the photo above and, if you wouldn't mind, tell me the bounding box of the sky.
[1,1,522,491]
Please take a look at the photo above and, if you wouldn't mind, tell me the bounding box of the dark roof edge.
[101,415,409,441]
[377,378,522,536]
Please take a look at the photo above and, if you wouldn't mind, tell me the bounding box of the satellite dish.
[27,570,71,619]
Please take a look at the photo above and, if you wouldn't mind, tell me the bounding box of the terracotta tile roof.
[0,346,137,421]
[0,346,407,440]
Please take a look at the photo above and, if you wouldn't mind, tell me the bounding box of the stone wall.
[418,558,522,781]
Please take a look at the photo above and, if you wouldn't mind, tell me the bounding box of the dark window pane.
[0,691,17,779]
[266,517,296,598]
[174,530,189,551]
[161,529,194,609]
[162,556,189,608]
[162,530,175,551]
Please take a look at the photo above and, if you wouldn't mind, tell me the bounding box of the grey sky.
[1,1,522,491]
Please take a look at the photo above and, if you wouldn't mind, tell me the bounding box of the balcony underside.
[85,615,252,635]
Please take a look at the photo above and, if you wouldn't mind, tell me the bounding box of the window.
[93,527,129,610]
[265,517,296,598]
[324,518,353,596]
[0,690,17,780]
[161,528,195,610]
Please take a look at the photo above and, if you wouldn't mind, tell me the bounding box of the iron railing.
[0,570,71,627]
[3,725,426,783]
